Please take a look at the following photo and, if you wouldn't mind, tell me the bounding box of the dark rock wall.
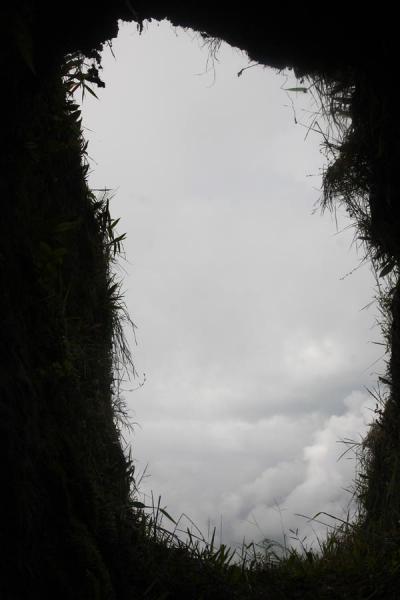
[1,19,135,599]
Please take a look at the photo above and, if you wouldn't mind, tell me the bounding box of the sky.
[81,20,384,552]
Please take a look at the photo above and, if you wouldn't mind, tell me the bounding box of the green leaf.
[110,233,126,246]
[68,82,80,94]
[53,248,67,260]
[379,260,396,278]
[83,84,99,99]
[284,87,308,93]
[39,241,52,256]
[110,218,121,230]
[54,219,81,234]
[64,59,81,71]
[108,282,119,296]
[160,508,177,524]
[131,501,146,509]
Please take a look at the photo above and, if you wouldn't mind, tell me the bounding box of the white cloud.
[217,390,374,549]
[283,334,347,381]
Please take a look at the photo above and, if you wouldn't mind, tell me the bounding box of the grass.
[120,480,400,598]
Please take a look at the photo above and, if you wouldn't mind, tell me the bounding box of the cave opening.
[78,20,383,551]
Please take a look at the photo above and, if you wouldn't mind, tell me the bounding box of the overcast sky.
[81,21,384,552]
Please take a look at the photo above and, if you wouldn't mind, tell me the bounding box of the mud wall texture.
[1,2,400,597]
[1,16,136,600]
